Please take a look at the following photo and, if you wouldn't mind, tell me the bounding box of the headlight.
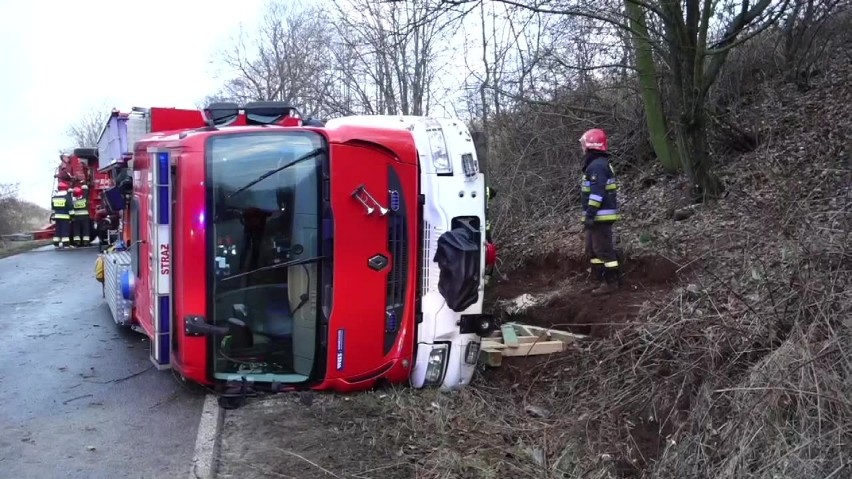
[426,128,453,175]
[423,345,448,386]
[461,153,478,178]
[464,341,480,365]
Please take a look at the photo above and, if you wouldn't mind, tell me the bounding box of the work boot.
[591,281,619,296]
[591,269,620,296]
[581,265,604,293]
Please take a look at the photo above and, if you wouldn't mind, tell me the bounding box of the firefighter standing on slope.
[51,182,72,248]
[579,128,621,296]
[71,185,90,246]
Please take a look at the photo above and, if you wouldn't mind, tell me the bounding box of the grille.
[384,167,409,354]
[421,220,432,294]
[386,212,407,315]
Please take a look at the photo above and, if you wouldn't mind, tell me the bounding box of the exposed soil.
[474,253,691,474]
[490,253,686,337]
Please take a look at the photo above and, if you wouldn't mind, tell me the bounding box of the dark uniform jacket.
[580,152,620,222]
[51,191,72,220]
[72,196,89,217]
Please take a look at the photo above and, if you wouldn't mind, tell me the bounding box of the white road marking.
[188,394,222,479]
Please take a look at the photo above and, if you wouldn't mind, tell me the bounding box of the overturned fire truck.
[98,101,497,404]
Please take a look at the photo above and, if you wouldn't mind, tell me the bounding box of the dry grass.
[0,239,52,260]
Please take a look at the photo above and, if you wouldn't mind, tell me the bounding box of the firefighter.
[579,128,621,296]
[51,182,72,248]
[71,186,91,246]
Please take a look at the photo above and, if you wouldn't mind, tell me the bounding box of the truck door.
[326,142,418,381]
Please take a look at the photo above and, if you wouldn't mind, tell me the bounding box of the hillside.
[215,28,851,479]
[0,185,51,240]
[477,51,851,479]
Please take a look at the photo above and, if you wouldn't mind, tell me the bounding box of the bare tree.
[211,1,338,118]
[0,183,50,236]
[442,0,788,200]
[330,0,459,116]
[780,0,848,89]
[66,107,109,148]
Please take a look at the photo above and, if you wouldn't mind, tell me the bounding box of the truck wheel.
[74,147,99,161]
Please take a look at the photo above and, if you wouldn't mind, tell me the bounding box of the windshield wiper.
[221,255,328,283]
[227,147,326,201]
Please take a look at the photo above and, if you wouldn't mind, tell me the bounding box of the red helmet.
[58,181,69,191]
[580,128,608,152]
[73,187,83,197]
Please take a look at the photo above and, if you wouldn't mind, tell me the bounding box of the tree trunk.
[675,109,722,201]
[625,0,681,172]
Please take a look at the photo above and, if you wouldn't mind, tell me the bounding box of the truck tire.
[74,148,99,161]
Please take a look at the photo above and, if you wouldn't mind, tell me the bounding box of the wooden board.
[481,340,565,356]
[478,322,587,367]
[500,324,520,347]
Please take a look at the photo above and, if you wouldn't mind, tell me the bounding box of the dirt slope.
[215,55,851,479]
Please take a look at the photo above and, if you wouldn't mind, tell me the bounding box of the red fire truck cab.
[100,102,494,405]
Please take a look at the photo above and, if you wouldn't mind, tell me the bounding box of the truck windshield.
[206,131,326,384]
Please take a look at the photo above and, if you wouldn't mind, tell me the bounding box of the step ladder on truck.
[97,101,498,407]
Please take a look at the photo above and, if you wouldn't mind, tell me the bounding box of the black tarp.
[433,226,481,312]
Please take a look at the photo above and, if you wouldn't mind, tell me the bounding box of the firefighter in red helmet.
[71,186,90,246]
[51,181,72,248]
[579,128,621,295]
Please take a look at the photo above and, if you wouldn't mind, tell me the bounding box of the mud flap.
[433,225,481,312]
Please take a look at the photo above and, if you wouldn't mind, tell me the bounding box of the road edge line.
[189,394,222,479]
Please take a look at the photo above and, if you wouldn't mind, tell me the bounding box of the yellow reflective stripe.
[595,214,620,221]
[605,183,618,190]
[590,258,604,264]
[581,187,591,192]
[54,214,71,219]
[604,261,619,268]
[588,200,601,207]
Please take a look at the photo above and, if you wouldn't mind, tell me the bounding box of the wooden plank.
[501,324,520,347]
[501,341,565,356]
[515,323,587,343]
[480,348,503,367]
[481,340,565,356]
[512,324,533,337]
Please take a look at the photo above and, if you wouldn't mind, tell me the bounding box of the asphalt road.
[0,245,206,479]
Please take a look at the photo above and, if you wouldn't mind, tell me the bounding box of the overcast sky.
[0,0,267,208]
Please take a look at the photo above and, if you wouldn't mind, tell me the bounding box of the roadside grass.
[0,239,52,260]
